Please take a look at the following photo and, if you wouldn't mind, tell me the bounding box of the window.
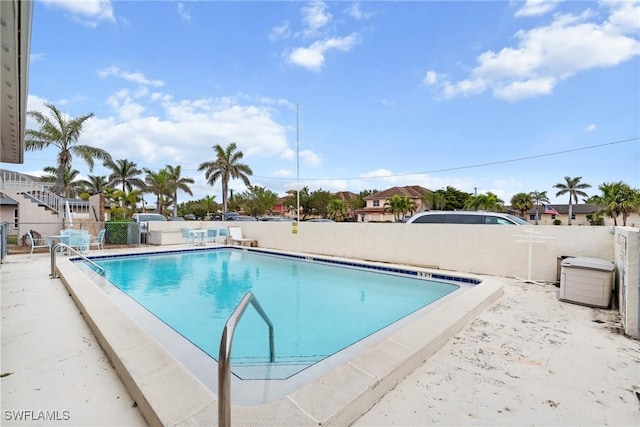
[571,214,576,220]
[373,200,380,207]
[412,214,444,223]
[529,214,536,220]
[13,208,18,228]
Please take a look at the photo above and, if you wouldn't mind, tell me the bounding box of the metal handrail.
[218,292,275,427]
[50,243,105,278]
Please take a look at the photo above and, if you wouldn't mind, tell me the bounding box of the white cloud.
[285,34,359,71]
[427,2,640,101]
[41,0,115,26]
[301,0,332,37]
[270,21,291,42]
[515,0,562,18]
[585,123,597,132]
[346,2,375,20]
[423,70,438,86]
[177,3,191,21]
[98,66,165,87]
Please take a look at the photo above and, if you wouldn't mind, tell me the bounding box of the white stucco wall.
[148,222,614,282]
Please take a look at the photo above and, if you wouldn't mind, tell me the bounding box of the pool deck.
[2,249,639,426]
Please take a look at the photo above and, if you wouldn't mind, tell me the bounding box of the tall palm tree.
[143,168,171,215]
[104,159,145,194]
[529,190,550,225]
[591,181,639,226]
[41,165,83,198]
[25,103,112,196]
[510,192,533,219]
[198,142,253,213]
[554,176,591,226]
[164,165,194,217]
[78,175,110,195]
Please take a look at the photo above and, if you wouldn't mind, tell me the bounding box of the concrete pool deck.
[2,249,639,426]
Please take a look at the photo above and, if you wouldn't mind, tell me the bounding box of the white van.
[406,211,529,225]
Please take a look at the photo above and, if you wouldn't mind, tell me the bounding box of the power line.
[251,136,640,182]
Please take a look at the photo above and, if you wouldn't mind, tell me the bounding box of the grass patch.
[7,235,17,245]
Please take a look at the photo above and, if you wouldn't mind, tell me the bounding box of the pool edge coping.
[55,249,504,426]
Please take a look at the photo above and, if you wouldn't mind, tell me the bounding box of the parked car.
[167,216,185,221]
[305,218,335,222]
[406,211,529,225]
[259,216,294,222]
[230,215,257,221]
[131,213,167,243]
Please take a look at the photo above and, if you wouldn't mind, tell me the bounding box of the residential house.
[362,186,431,222]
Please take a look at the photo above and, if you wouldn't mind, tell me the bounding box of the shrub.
[553,219,562,225]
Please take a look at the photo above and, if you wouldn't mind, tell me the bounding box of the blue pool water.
[87,249,460,379]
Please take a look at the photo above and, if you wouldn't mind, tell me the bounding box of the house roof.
[522,203,601,215]
[364,185,432,200]
[0,194,18,205]
[333,191,358,201]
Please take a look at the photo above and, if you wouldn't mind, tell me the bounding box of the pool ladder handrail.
[218,292,275,427]
[49,243,105,278]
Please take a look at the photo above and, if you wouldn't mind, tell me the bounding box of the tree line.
[24,103,640,225]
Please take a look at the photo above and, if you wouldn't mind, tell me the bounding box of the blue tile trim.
[72,246,481,285]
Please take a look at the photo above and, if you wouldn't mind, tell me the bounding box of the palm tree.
[554,176,591,226]
[143,168,171,215]
[198,142,253,213]
[78,175,110,195]
[510,192,533,219]
[464,192,504,212]
[104,159,145,195]
[25,103,112,196]
[41,165,83,198]
[164,165,194,217]
[383,195,405,222]
[590,181,639,226]
[529,190,550,225]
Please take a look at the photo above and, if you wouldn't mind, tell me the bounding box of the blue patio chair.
[217,228,229,244]
[181,227,195,245]
[206,228,218,244]
[68,230,90,254]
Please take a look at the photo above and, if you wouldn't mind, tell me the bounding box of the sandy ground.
[354,279,640,426]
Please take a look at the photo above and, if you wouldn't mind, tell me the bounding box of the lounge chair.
[228,226,258,247]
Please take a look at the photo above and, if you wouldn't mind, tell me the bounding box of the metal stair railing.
[50,243,105,278]
[218,292,275,427]
[1,170,62,214]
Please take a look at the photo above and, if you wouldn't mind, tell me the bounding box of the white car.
[406,211,529,225]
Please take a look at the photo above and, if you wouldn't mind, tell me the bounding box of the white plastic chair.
[68,230,90,254]
[26,230,51,257]
[90,229,106,250]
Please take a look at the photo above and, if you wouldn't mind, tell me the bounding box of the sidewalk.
[1,253,147,427]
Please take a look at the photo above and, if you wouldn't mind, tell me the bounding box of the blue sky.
[9,0,640,205]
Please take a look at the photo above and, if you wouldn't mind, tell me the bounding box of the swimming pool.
[60,246,503,424]
[85,248,462,380]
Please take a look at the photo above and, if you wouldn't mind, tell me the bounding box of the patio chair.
[90,229,106,250]
[228,226,258,247]
[26,230,51,257]
[181,227,195,245]
[68,230,90,255]
[217,228,229,244]
[206,228,218,244]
